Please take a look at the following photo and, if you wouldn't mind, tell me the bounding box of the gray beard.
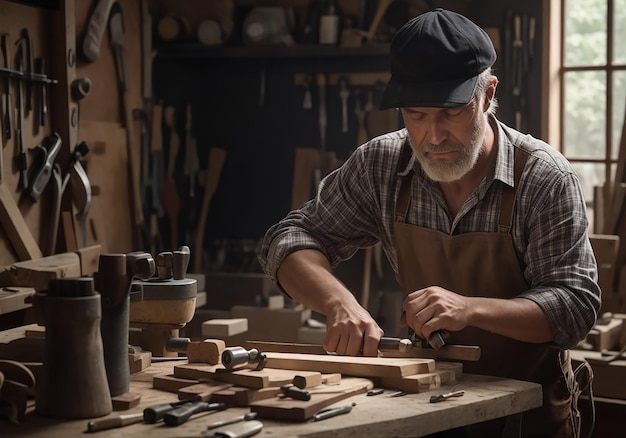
[410,118,487,183]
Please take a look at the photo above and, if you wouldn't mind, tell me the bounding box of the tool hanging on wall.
[27,132,61,202]
[314,72,327,188]
[338,76,350,133]
[149,103,164,256]
[506,12,535,133]
[1,34,12,141]
[160,106,181,251]
[18,29,33,117]
[13,37,28,191]
[35,57,47,128]
[108,2,145,249]
[192,147,226,273]
[49,142,91,255]
[82,0,116,62]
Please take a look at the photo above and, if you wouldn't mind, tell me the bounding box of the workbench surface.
[1,363,542,438]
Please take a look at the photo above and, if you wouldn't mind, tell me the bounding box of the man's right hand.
[323,299,384,357]
[277,249,383,357]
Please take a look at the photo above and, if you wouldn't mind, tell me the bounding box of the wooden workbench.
[0,362,542,438]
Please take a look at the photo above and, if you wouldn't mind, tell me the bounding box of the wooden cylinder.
[35,292,112,418]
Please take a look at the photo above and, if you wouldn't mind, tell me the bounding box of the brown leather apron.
[393,144,575,437]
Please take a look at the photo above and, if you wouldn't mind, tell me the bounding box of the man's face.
[401,95,488,183]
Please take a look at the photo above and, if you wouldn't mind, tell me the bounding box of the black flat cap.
[380,8,496,109]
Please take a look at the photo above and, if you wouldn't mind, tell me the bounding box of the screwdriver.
[163,401,226,426]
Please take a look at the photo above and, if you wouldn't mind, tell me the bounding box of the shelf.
[154,42,391,61]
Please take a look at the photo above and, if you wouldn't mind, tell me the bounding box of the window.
[547,0,626,233]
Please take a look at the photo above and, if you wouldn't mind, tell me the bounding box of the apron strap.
[498,148,530,233]
[395,142,414,223]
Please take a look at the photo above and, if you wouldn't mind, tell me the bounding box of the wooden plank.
[0,185,42,261]
[249,377,374,421]
[73,244,101,276]
[264,352,434,379]
[177,381,233,402]
[246,340,481,362]
[212,386,282,407]
[0,252,81,292]
[379,362,463,394]
[173,363,323,390]
[0,287,36,315]
[152,374,199,393]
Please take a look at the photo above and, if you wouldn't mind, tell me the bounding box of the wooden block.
[128,347,152,374]
[111,392,142,410]
[201,318,248,338]
[292,372,323,389]
[263,294,284,309]
[586,318,624,351]
[153,374,199,393]
[0,287,36,315]
[181,308,231,341]
[379,362,463,394]
[231,305,311,343]
[573,350,626,399]
[264,352,435,379]
[614,313,626,346]
[0,252,81,292]
[213,386,282,407]
[0,324,45,363]
[322,373,341,384]
[250,377,374,421]
[186,339,225,364]
[177,381,233,402]
[73,245,101,276]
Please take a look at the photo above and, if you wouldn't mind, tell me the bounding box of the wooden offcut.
[263,352,434,379]
[201,318,248,338]
[152,374,199,393]
[177,381,233,402]
[250,377,373,421]
[186,339,225,364]
[0,287,36,316]
[380,362,463,394]
[173,363,322,390]
[0,252,81,292]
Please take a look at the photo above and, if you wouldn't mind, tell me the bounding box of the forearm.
[277,249,383,356]
[469,296,554,343]
[276,249,359,315]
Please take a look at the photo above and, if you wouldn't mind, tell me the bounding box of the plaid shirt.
[258,118,600,349]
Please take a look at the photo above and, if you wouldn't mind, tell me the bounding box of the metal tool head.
[107,2,125,46]
[222,346,267,371]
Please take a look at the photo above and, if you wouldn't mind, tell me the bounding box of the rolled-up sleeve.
[518,159,601,348]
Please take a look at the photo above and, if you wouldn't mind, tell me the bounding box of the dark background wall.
[152,0,545,274]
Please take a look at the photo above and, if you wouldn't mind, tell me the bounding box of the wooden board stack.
[150,351,463,421]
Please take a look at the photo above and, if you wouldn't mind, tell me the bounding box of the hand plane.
[27,132,61,202]
[379,329,450,352]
